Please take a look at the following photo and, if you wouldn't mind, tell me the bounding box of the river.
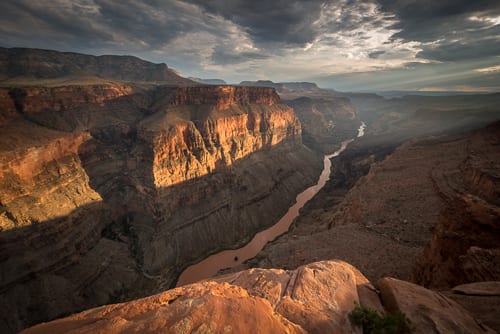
[176,122,366,286]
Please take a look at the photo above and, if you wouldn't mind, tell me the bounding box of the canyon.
[1,48,500,333]
[0,48,363,333]
[0,83,327,332]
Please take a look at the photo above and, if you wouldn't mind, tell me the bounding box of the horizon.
[1,0,499,92]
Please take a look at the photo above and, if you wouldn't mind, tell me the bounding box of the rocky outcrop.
[239,80,321,93]
[0,89,16,126]
[0,130,98,229]
[0,82,323,333]
[9,85,133,114]
[378,277,494,334]
[21,260,492,334]
[188,77,227,85]
[142,86,299,187]
[0,47,193,84]
[166,86,280,110]
[412,122,500,289]
[452,281,500,296]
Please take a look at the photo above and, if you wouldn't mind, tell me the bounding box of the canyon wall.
[0,47,193,84]
[412,122,500,288]
[0,84,322,333]
[285,95,358,153]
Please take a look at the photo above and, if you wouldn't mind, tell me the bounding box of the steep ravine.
[0,85,326,333]
[177,122,366,286]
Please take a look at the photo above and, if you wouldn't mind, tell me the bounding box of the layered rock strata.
[0,47,192,84]
[247,121,500,288]
[285,95,358,153]
[0,84,322,333]
[21,260,493,334]
[413,122,500,288]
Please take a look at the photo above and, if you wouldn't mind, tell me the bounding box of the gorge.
[0,48,366,333]
[177,122,366,286]
[1,47,499,334]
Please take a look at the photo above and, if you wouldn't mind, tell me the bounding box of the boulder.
[378,277,494,334]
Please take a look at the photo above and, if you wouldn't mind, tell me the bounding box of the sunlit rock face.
[21,260,492,334]
[143,86,301,188]
[0,83,322,333]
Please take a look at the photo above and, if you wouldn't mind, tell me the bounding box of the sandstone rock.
[452,281,500,296]
[378,277,494,334]
[9,85,133,114]
[444,292,500,333]
[21,281,306,334]
[0,89,17,126]
[21,261,366,334]
[20,261,492,334]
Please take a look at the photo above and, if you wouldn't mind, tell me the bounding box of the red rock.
[19,261,493,334]
[9,85,133,114]
[378,277,494,334]
[21,281,306,334]
[452,281,500,296]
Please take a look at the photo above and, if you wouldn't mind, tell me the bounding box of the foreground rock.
[452,282,500,296]
[379,277,494,334]
[21,260,492,334]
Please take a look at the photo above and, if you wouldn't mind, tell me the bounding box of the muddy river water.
[177,122,366,286]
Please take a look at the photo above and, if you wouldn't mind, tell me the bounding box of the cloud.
[377,0,500,61]
[369,51,386,59]
[0,0,497,90]
[476,64,500,73]
[183,0,325,46]
[311,57,500,92]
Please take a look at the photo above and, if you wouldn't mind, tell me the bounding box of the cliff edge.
[21,260,494,334]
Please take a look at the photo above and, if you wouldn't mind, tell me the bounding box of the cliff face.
[8,85,133,114]
[0,83,322,333]
[144,87,300,188]
[0,47,193,84]
[0,89,16,126]
[20,260,492,334]
[412,122,500,288]
[285,95,358,153]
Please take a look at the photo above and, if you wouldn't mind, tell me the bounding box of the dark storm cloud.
[369,51,386,59]
[211,45,269,65]
[0,0,220,52]
[0,1,114,49]
[0,0,498,90]
[183,0,325,46]
[377,0,500,61]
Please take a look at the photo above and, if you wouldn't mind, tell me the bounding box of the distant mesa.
[239,80,321,93]
[0,47,194,86]
[188,77,227,85]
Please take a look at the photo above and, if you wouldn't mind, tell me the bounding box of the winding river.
[177,122,366,286]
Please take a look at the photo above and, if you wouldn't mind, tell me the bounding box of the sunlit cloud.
[0,0,498,91]
[475,65,500,73]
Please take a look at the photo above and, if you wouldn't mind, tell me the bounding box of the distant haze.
[0,0,499,92]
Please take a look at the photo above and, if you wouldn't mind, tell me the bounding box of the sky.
[1,0,499,92]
